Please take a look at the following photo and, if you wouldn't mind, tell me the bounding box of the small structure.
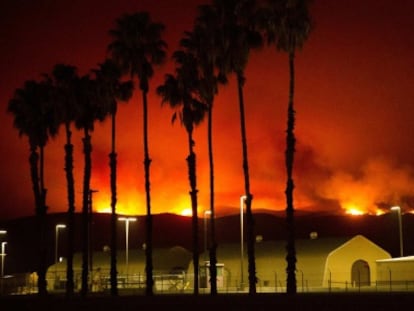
[46,246,192,292]
[199,262,225,289]
[320,235,391,289]
[376,256,414,290]
[203,234,391,291]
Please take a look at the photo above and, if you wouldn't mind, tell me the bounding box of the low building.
[376,256,414,290]
[193,235,391,291]
[46,246,192,292]
[46,235,391,292]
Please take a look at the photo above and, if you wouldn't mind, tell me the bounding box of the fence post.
[275,272,277,293]
[301,270,304,292]
[328,271,331,293]
[389,268,392,292]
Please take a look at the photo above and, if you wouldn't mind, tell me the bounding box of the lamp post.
[1,242,7,277]
[118,217,137,278]
[240,195,246,289]
[203,210,211,262]
[55,224,66,265]
[391,206,404,257]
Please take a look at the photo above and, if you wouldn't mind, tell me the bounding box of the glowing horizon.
[2,0,414,221]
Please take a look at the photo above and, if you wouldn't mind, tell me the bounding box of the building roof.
[49,245,192,275]
[376,256,414,263]
[212,236,353,260]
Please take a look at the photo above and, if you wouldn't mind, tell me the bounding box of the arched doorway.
[351,260,370,287]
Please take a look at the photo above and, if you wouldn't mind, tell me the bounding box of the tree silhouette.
[180,9,223,291]
[73,74,107,297]
[260,0,312,294]
[108,11,167,295]
[7,79,59,296]
[93,59,133,295]
[157,49,208,295]
[50,64,78,296]
[213,0,263,294]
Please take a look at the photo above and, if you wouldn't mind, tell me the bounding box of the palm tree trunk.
[237,72,256,294]
[110,113,118,296]
[29,146,42,219]
[81,128,92,297]
[29,146,47,296]
[39,145,48,296]
[285,50,297,295]
[64,123,76,296]
[208,202,217,295]
[187,129,199,295]
[207,102,217,295]
[142,89,154,296]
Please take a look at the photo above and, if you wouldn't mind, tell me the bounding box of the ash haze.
[1,0,414,220]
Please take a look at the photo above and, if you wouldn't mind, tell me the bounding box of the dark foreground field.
[1,293,413,311]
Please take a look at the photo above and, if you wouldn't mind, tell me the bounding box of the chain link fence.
[2,269,414,295]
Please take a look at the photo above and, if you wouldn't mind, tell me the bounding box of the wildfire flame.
[318,158,414,216]
[94,188,198,217]
[179,208,192,217]
[87,155,414,218]
[344,205,365,216]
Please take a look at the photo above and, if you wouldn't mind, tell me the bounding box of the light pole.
[240,195,246,289]
[391,206,404,257]
[204,210,211,262]
[1,242,7,277]
[118,217,137,279]
[55,224,66,265]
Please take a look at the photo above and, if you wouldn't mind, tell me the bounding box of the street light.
[1,242,7,277]
[391,206,404,257]
[55,224,66,265]
[204,210,211,262]
[118,217,137,278]
[240,195,247,289]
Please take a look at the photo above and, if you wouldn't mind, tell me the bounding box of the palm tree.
[213,0,263,294]
[7,78,59,296]
[108,11,167,295]
[261,0,312,294]
[74,74,107,297]
[50,64,78,296]
[93,59,133,296]
[157,50,208,295]
[181,5,227,294]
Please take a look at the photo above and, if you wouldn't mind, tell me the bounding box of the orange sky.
[1,0,414,220]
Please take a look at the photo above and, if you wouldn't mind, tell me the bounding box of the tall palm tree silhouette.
[74,74,107,297]
[7,79,59,296]
[108,11,167,295]
[180,10,222,292]
[213,0,263,294]
[261,0,312,294]
[157,49,208,295]
[50,64,78,296]
[93,59,133,295]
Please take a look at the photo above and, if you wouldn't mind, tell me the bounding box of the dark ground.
[1,293,413,311]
